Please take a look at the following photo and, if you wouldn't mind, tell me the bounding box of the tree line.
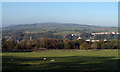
[2,38,120,51]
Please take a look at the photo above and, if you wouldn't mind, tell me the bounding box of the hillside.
[2,22,118,41]
[3,22,118,33]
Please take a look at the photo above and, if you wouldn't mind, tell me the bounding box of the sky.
[2,2,118,27]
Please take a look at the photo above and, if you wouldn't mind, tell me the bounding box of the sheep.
[43,58,47,60]
[50,59,55,62]
[11,59,14,61]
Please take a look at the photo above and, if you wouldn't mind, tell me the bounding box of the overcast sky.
[2,2,118,27]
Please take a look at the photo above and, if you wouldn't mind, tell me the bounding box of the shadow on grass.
[2,55,120,72]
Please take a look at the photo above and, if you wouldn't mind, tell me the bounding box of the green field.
[53,31,80,36]
[2,49,120,71]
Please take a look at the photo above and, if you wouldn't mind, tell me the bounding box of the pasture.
[2,49,120,71]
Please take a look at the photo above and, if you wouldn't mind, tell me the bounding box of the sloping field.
[2,49,120,72]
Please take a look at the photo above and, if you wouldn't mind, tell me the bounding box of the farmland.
[2,49,120,71]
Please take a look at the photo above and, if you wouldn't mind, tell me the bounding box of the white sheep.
[43,58,47,60]
[50,60,55,62]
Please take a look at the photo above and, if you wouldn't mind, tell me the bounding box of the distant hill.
[2,22,118,42]
[2,22,118,33]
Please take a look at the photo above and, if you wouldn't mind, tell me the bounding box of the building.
[77,37,82,40]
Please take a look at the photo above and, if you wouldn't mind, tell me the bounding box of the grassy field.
[53,31,80,36]
[2,49,120,72]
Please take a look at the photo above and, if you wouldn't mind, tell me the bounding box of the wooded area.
[2,38,120,51]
